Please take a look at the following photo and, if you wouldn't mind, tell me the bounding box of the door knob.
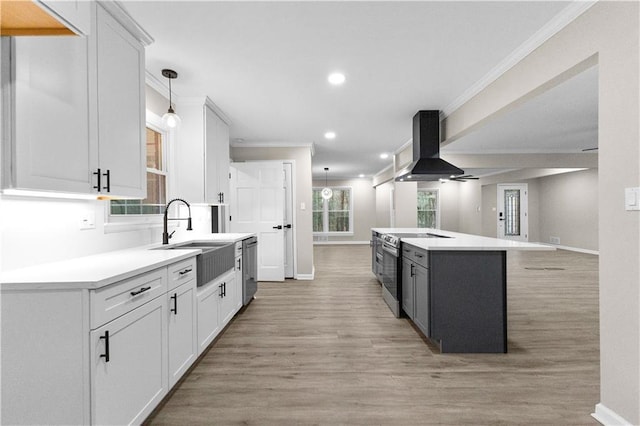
[273,225,283,230]
[285,224,292,229]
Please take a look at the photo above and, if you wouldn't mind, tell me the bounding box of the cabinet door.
[196,278,221,355]
[11,36,93,194]
[413,264,430,337]
[168,280,197,388]
[36,0,91,35]
[401,258,415,319]
[94,5,146,198]
[90,296,168,425]
[219,272,236,326]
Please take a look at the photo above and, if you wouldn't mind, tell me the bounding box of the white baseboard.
[592,403,633,425]
[313,240,370,245]
[296,266,314,280]
[537,242,599,256]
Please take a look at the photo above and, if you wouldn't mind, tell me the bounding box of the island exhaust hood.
[395,110,464,181]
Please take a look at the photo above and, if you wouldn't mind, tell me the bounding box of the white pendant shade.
[162,111,181,128]
[321,187,333,200]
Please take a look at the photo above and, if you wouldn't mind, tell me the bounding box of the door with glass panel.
[497,184,528,241]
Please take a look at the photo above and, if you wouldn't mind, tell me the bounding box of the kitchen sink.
[154,241,235,286]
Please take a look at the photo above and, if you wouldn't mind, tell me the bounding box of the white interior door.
[497,184,529,241]
[283,163,294,278]
[230,161,285,282]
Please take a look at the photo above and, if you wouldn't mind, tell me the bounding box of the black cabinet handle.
[222,282,226,297]
[179,268,192,276]
[415,253,424,258]
[100,331,110,363]
[219,284,224,298]
[130,286,151,296]
[237,258,241,270]
[170,293,178,315]
[410,264,415,277]
[273,225,283,230]
[103,169,111,192]
[218,192,224,203]
[93,168,101,191]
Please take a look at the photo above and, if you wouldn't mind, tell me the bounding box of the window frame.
[312,186,354,236]
[417,188,440,229]
[104,110,172,232]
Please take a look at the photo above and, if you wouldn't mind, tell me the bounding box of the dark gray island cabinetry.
[402,243,507,353]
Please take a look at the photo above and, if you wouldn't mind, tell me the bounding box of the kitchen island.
[373,228,552,353]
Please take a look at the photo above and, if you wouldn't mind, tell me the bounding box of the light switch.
[300,202,306,210]
[625,187,640,211]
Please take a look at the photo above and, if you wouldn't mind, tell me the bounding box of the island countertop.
[372,228,554,251]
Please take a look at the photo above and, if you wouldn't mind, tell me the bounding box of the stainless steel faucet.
[162,198,193,244]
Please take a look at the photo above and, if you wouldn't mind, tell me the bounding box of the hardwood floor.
[146,245,599,425]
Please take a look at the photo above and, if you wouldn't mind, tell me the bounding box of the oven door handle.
[382,244,399,257]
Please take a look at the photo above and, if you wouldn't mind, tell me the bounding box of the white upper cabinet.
[177,98,230,204]
[92,5,146,198]
[36,0,91,35]
[10,35,93,194]
[1,2,150,198]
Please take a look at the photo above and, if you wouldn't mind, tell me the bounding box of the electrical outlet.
[550,236,560,245]
[80,211,96,230]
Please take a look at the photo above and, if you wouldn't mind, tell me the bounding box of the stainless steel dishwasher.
[242,236,258,305]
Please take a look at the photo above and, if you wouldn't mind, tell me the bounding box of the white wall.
[0,196,161,271]
[375,181,393,228]
[312,178,375,243]
[538,168,598,251]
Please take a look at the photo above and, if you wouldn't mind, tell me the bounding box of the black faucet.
[162,198,193,244]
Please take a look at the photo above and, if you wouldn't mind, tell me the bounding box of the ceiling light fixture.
[380,153,389,159]
[161,69,181,128]
[321,167,333,200]
[358,174,365,178]
[324,131,336,140]
[328,72,346,85]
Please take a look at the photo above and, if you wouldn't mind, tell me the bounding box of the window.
[313,187,353,234]
[110,123,168,216]
[417,189,439,228]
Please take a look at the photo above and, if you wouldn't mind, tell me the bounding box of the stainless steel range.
[380,232,449,317]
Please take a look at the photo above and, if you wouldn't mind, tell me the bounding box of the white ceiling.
[122,1,578,179]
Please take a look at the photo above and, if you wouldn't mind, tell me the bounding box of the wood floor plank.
[145,245,599,425]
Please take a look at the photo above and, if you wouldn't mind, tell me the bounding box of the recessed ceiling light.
[324,131,336,140]
[358,174,365,178]
[380,153,389,159]
[328,72,346,85]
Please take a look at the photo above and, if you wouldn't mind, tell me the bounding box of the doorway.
[497,184,528,241]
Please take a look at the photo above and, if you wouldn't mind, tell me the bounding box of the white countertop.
[0,233,255,291]
[372,228,554,251]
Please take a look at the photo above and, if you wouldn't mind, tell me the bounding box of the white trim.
[539,243,599,256]
[284,160,298,280]
[296,266,314,281]
[442,1,596,117]
[395,138,413,155]
[98,1,154,46]
[313,240,369,245]
[592,403,633,425]
[230,141,315,151]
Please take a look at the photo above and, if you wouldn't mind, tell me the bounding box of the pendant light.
[321,167,333,200]
[161,69,181,128]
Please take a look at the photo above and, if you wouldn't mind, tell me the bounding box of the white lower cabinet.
[196,268,236,355]
[90,295,168,425]
[234,242,243,311]
[1,252,247,424]
[168,279,198,387]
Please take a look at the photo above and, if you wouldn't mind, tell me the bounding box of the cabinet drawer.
[234,241,242,257]
[168,257,196,291]
[91,268,167,329]
[402,244,429,268]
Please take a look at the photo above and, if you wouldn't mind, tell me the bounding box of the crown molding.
[231,141,315,152]
[442,0,597,117]
[98,1,154,46]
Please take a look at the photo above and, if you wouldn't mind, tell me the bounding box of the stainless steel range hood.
[395,110,464,181]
